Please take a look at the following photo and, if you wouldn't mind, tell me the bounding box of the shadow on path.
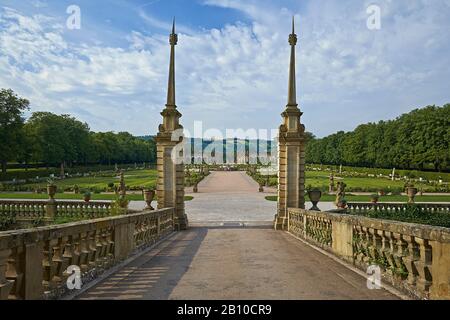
[78,226,399,300]
[78,228,208,300]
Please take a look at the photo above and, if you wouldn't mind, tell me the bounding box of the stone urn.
[371,194,379,204]
[308,189,322,211]
[337,200,348,209]
[47,184,57,201]
[259,182,264,193]
[83,192,91,203]
[143,189,155,210]
[407,187,418,204]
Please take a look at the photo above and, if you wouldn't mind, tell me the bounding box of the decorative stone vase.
[308,189,322,211]
[371,194,379,204]
[47,184,57,201]
[259,183,264,193]
[337,201,348,209]
[143,189,155,210]
[84,193,91,203]
[407,187,418,204]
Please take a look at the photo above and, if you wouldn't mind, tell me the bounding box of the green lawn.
[19,169,158,191]
[264,170,445,193]
[265,195,450,203]
[305,171,408,189]
[0,193,194,202]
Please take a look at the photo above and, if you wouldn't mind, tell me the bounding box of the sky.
[0,0,449,138]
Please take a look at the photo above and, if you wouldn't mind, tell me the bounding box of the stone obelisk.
[156,19,188,230]
[275,17,306,230]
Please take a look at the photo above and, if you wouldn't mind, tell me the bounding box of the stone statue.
[329,173,335,193]
[118,170,126,198]
[335,181,347,208]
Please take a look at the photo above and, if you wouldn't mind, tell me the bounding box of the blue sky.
[0,0,449,138]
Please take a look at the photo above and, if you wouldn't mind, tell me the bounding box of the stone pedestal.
[156,101,187,230]
[275,107,306,231]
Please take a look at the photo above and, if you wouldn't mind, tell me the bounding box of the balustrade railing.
[55,201,113,219]
[287,208,450,300]
[0,200,115,226]
[347,202,450,213]
[0,200,47,220]
[0,208,174,300]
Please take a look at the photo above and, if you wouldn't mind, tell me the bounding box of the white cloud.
[0,1,449,137]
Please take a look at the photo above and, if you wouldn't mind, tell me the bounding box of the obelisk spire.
[287,16,298,108]
[166,17,177,107]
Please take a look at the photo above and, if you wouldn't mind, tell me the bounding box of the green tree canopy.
[0,89,29,176]
[306,104,450,172]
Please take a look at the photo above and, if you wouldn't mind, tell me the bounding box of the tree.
[305,103,449,171]
[26,112,90,174]
[0,89,30,177]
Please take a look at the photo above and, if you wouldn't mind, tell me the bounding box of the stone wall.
[287,208,450,300]
[0,208,174,300]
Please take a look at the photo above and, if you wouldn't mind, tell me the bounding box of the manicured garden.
[252,165,449,194]
[265,195,450,203]
[350,205,450,228]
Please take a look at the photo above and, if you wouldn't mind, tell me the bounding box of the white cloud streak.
[0,1,449,137]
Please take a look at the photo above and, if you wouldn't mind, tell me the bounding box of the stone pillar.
[275,120,306,230]
[156,132,187,230]
[155,19,188,231]
[45,200,57,221]
[275,18,306,230]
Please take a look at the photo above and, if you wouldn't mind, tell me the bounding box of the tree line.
[306,104,450,172]
[0,89,156,176]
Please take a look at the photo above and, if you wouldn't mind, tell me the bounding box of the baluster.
[67,234,80,268]
[392,233,408,280]
[362,227,372,265]
[378,230,388,268]
[0,249,13,300]
[87,230,98,269]
[92,204,98,218]
[403,236,419,286]
[61,236,74,283]
[42,239,58,291]
[154,216,159,240]
[383,231,396,276]
[76,204,81,219]
[143,219,150,244]
[98,228,108,267]
[69,204,76,219]
[370,229,382,266]
[78,232,89,273]
[414,238,433,293]
[5,247,24,300]
[105,228,115,266]
[98,204,104,218]
[51,237,68,287]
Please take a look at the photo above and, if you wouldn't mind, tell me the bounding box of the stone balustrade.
[0,200,47,220]
[55,201,113,219]
[288,208,450,300]
[0,200,114,226]
[347,202,450,213]
[0,208,174,300]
